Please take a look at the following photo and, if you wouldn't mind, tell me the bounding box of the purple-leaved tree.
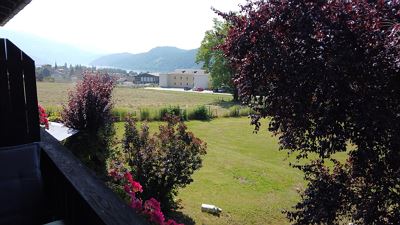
[62,72,116,176]
[217,0,400,224]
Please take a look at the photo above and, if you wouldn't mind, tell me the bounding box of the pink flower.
[131,197,143,212]
[131,181,143,193]
[109,169,118,178]
[38,104,49,129]
[165,219,184,225]
[124,184,131,193]
[149,210,165,225]
[124,172,134,183]
[110,168,184,225]
[144,198,161,212]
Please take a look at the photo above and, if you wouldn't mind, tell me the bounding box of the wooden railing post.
[0,38,39,147]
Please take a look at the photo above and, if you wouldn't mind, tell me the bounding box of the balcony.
[0,38,147,225]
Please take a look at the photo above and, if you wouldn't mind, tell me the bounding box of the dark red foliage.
[62,72,116,133]
[61,72,116,176]
[123,115,207,211]
[218,0,400,224]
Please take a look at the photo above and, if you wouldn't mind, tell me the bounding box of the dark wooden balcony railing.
[40,129,147,225]
[0,38,147,225]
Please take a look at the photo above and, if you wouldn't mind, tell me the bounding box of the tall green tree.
[196,18,238,100]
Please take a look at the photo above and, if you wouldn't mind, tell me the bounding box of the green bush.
[122,115,207,211]
[139,108,151,121]
[48,114,62,122]
[228,105,241,117]
[158,106,186,121]
[113,108,135,122]
[182,108,188,121]
[44,106,62,122]
[188,105,212,120]
[222,105,253,118]
[239,107,254,117]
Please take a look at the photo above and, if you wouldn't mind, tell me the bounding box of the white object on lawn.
[201,204,222,215]
[45,122,78,141]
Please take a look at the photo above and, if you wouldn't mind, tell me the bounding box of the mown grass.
[114,117,306,225]
[38,82,348,224]
[36,82,233,117]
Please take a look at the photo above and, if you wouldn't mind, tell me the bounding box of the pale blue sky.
[4,0,244,54]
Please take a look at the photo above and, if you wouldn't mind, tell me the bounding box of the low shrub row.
[43,105,62,122]
[222,105,255,118]
[46,104,254,123]
[115,105,213,122]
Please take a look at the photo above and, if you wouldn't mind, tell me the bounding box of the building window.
[180,77,183,80]
[174,82,176,85]
[174,76,176,79]
[186,83,188,85]
[186,77,188,80]
[180,82,182,85]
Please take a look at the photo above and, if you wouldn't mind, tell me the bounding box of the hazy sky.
[4,0,244,54]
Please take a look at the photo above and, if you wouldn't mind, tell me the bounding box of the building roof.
[136,73,159,77]
[0,0,31,26]
[162,69,208,76]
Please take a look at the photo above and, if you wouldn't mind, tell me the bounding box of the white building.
[159,69,209,89]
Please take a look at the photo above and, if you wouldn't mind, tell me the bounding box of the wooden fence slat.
[0,39,40,147]
[6,39,28,145]
[22,52,40,143]
[0,39,13,146]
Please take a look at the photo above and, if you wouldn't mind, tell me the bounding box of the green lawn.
[36,82,234,116]
[115,117,305,225]
[39,81,346,224]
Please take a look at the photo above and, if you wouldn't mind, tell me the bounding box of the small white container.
[201,204,222,215]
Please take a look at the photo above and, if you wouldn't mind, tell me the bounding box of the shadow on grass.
[167,210,196,225]
[212,99,239,109]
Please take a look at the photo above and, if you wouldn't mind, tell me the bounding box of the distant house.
[134,73,159,84]
[159,69,209,89]
[116,77,128,84]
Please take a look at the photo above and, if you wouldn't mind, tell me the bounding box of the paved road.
[145,87,232,96]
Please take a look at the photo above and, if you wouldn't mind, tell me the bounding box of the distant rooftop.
[165,69,208,75]
[0,0,32,26]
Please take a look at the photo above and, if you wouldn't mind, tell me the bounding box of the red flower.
[165,219,184,225]
[124,184,131,193]
[38,104,49,129]
[131,181,143,193]
[111,169,184,225]
[124,172,134,183]
[130,197,143,212]
[149,210,165,225]
[144,198,161,212]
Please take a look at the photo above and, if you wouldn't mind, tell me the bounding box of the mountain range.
[0,29,202,72]
[0,29,101,65]
[90,47,201,72]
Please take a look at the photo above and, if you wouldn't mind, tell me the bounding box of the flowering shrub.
[122,115,207,210]
[38,104,49,129]
[109,166,183,225]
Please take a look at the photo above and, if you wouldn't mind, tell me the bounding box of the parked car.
[183,87,191,91]
[213,88,226,93]
[194,87,204,92]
